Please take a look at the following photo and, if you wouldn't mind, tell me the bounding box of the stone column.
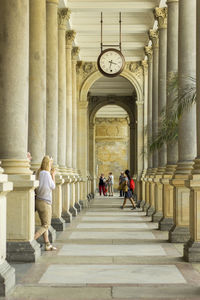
[143,47,153,212]
[141,60,148,208]
[160,0,179,231]
[153,7,168,222]
[46,0,65,231]
[77,102,89,207]
[72,47,80,171]
[69,176,77,216]
[149,29,159,172]
[184,0,200,261]
[62,176,72,223]
[46,0,58,163]
[0,0,40,262]
[29,0,46,169]
[58,8,70,172]
[148,30,159,217]
[0,166,14,296]
[136,100,144,202]
[89,122,96,195]
[66,30,76,171]
[169,0,196,243]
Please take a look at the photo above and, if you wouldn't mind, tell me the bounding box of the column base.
[143,203,150,212]
[80,199,88,208]
[139,200,145,208]
[159,217,174,231]
[152,211,163,223]
[6,240,41,263]
[36,225,56,244]
[169,226,190,243]
[75,202,82,212]
[0,260,15,297]
[69,206,78,217]
[184,239,200,262]
[147,206,155,216]
[62,211,72,223]
[51,217,66,231]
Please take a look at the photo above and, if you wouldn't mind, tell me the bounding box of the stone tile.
[112,286,200,299]
[10,286,112,300]
[69,231,155,240]
[77,223,148,229]
[81,216,148,222]
[85,212,146,216]
[58,244,166,256]
[39,264,186,284]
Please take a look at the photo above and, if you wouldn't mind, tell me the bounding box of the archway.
[87,75,138,194]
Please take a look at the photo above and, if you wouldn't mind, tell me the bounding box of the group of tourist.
[99,169,138,210]
[99,172,114,196]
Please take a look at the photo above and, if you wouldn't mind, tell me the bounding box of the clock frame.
[97,48,125,78]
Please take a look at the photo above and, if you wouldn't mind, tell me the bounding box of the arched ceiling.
[96,105,128,118]
[89,75,135,97]
[59,0,166,62]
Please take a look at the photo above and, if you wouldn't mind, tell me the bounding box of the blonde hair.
[36,156,52,179]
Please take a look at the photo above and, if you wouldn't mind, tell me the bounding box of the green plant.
[149,74,196,152]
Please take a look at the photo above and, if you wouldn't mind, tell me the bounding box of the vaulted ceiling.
[59,0,164,62]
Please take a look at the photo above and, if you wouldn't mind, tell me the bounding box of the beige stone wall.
[95,118,129,189]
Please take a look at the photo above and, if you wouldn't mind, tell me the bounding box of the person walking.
[108,172,114,196]
[120,169,136,210]
[34,155,57,251]
[119,172,125,197]
[99,173,106,196]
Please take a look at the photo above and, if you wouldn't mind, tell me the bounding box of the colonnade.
[0,0,92,295]
[142,0,200,262]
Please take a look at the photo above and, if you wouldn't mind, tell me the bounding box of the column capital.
[154,7,168,29]
[149,29,159,48]
[58,8,71,30]
[65,30,76,46]
[144,46,153,61]
[141,60,148,75]
[72,47,80,60]
[136,101,144,106]
[46,0,59,4]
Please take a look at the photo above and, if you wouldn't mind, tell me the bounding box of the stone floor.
[2,196,200,300]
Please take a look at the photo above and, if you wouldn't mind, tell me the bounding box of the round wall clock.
[97,48,125,77]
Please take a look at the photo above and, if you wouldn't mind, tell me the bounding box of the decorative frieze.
[154,7,168,29]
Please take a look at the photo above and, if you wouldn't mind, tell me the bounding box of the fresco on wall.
[95,118,129,190]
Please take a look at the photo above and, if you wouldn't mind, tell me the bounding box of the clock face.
[97,48,125,77]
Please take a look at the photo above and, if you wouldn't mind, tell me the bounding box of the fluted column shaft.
[46,0,59,163]
[145,47,153,171]
[0,0,40,263]
[152,7,168,223]
[66,30,76,169]
[156,7,167,169]
[29,0,46,168]
[159,0,179,232]
[72,47,80,170]
[149,30,159,170]
[184,0,200,262]
[166,0,179,166]
[142,60,148,171]
[170,0,196,243]
[58,9,70,168]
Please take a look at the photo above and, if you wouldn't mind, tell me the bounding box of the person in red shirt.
[120,169,136,210]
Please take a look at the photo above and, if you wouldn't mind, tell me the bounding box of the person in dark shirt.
[99,173,106,196]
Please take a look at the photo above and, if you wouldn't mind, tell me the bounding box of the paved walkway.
[3,196,200,300]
